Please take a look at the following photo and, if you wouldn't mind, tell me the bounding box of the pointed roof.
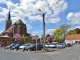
[15,19,24,24]
[8,10,11,20]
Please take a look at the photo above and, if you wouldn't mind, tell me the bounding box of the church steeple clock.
[5,11,12,30]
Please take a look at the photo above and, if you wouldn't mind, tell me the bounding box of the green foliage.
[53,28,63,36]
[53,36,58,42]
[53,28,63,42]
[40,34,45,42]
[67,30,77,35]
[24,36,29,43]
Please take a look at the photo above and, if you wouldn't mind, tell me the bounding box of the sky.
[0,0,80,37]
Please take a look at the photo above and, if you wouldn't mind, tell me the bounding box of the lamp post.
[39,0,61,50]
[39,9,46,50]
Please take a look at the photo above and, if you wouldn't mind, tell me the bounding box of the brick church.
[0,11,30,46]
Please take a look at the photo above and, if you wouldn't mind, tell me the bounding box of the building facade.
[0,11,30,46]
[65,34,80,44]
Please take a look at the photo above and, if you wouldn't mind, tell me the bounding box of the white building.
[65,34,80,44]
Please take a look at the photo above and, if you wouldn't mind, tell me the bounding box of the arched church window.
[15,25,18,34]
[21,26,23,36]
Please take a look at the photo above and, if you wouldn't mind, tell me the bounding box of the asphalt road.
[45,44,80,60]
[0,44,80,60]
[0,48,54,60]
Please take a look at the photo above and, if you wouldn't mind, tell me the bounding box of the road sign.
[32,35,39,40]
[31,35,39,52]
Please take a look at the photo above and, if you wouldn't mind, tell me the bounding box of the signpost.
[32,35,39,51]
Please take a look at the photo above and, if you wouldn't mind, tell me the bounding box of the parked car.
[19,43,32,49]
[57,43,65,48]
[10,44,22,51]
[45,43,50,48]
[49,42,58,48]
[4,43,15,50]
[66,43,72,47]
[24,44,43,51]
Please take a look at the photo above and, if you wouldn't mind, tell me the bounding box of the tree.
[14,34,21,43]
[75,28,80,34]
[67,30,77,35]
[53,28,63,43]
[24,36,29,43]
[60,24,70,39]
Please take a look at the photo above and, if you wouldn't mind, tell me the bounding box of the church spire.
[8,10,11,20]
[5,10,12,30]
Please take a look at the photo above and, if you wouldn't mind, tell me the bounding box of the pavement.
[45,45,80,60]
[0,44,80,60]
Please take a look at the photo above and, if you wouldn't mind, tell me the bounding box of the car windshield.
[23,44,27,46]
[28,44,35,47]
[15,44,19,46]
[58,43,63,45]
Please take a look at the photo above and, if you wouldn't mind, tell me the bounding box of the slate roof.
[15,19,24,24]
[65,34,80,40]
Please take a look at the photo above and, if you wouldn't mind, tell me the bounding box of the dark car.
[24,44,43,51]
[4,44,15,50]
[66,43,72,47]
[11,44,22,51]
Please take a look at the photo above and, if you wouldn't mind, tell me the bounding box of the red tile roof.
[65,34,80,40]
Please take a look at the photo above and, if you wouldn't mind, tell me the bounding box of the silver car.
[49,42,58,48]
[45,43,50,48]
[57,43,65,48]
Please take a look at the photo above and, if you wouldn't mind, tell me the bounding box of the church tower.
[5,11,12,30]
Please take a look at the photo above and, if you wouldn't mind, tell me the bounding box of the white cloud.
[19,0,68,23]
[46,17,60,23]
[53,0,68,15]
[0,12,6,21]
[46,29,55,35]
[0,0,67,24]
[32,30,40,35]
[27,24,33,30]
[0,0,7,3]
[2,8,9,15]
[28,15,42,21]
[0,0,68,32]
[7,1,19,10]
[75,26,80,29]
[67,12,80,24]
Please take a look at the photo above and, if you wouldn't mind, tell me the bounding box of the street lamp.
[39,9,46,50]
[39,0,61,50]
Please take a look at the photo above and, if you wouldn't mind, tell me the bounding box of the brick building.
[0,11,30,46]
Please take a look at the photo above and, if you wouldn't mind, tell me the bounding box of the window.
[21,26,23,36]
[15,25,18,34]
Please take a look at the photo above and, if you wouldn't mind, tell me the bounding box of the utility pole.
[39,0,61,51]
[39,9,46,50]
[43,13,46,50]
